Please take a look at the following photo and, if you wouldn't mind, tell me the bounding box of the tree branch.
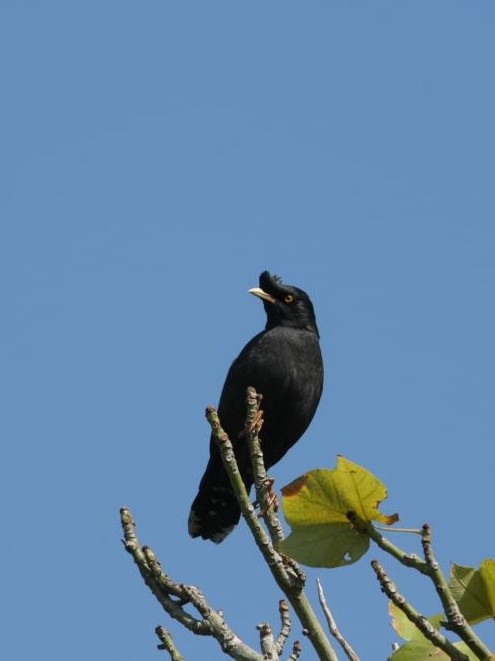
[287,640,302,660]
[205,406,292,585]
[258,622,279,660]
[371,559,468,660]
[121,507,264,660]
[155,626,184,660]
[420,524,491,660]
[354,518,428,575]
[206,391,339,661]
[350,513,493,658]
[316,579,360,661]
[245,387,286,547]
[275,600,292,655]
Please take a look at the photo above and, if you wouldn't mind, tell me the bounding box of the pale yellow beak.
[249,287,276,304]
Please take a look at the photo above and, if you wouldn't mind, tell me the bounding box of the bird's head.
[249,271,319,337]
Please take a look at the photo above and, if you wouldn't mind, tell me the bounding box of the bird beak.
[249,287,276,304]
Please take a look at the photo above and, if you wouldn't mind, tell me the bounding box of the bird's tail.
[188,462,248,543]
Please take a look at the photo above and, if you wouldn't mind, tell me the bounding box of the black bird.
[188,271,323,543]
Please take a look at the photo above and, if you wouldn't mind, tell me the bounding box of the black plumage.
[188,271,324,543]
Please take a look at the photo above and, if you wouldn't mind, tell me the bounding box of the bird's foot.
[240,408,264,440]
[250,408,264,434]
[254,477,279,517]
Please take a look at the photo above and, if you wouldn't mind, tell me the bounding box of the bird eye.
[284,294,295,304]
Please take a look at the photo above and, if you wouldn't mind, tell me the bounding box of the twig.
[245,387,286,546]
[287,640,302,660]
[207,393,339,661]
[205,407,291,584]
[374,526,422,534]
[281,556,307,590]
[353,517,428,575]
[316,579,360,661]
[258,623,279,660]
[155,626,184,660]
[362,516,492,660]
[244,390,305,591]
[275,600,291,654]
[371,559,468,660]
[121,509,209,635]
[120,507,263,660]
[421,524,491,660]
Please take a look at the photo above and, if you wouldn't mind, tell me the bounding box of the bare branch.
[421,524,491,660]
[275,600,291,654]
[371,559,468,660]
[287,640,302,660]
[245,387,286,546]
[205,406,292,585]
[316,579,360,661]
[122,389,340,660]
[120,507,263,661]
[258,622,279,660]
[155,626,184,660]
[349,515,428,575]
[207,391,339,661]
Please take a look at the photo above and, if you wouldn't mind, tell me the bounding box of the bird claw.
[249,409,264,434]
[254,477,279,517]
[240,408,264,440]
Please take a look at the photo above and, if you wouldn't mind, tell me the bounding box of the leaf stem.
[374,526,422,535]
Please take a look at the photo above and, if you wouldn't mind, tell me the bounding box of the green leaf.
[388,604,477,659]
[389,639,445,660]
[280,522,369,568]
[389,640,477,661]
[454,642,481,661]
[279,456,398,567]
[449,559,495,624]
[389,602,443,642]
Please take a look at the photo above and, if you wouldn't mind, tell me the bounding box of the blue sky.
[2,3,494,659]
